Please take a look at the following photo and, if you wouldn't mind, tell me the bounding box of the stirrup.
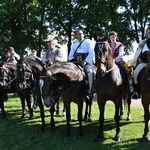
[131,92,138,100]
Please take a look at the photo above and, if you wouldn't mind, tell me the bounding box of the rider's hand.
[54,56,59,62]
[81,61,87,67]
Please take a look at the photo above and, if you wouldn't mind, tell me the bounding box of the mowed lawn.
[0,94,150,150]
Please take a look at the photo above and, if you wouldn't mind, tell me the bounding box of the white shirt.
[142,43,149,53]
[68,39,95,65]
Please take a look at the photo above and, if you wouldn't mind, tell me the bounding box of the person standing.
[131,26,150,99]
[68,28,95,95]
[109,31,134,93]
[8,47,20,63]
[41,40,65,65]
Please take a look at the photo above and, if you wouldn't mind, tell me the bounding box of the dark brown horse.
[0,61,33,119]
[40,62,93,137]
[95,41,132,142]
[16,56,49,132]
[138,51,150,142]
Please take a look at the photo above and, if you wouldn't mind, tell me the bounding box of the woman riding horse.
[95,40,132,142]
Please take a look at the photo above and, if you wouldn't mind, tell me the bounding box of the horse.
[0,61,33,119]
[94,41,132,142]
[39,61,94,137]
[137,51,150,142]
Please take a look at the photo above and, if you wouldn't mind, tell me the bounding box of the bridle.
[16,62,33,89]
[96,41,115,76]
[0,64,15,88]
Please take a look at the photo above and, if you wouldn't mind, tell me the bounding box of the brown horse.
[40,62,93,137]
[95,41,132,142]
[138,51,150,142]
[0,61,33,119]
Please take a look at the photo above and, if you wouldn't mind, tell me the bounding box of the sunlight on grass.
[0,94,150,150]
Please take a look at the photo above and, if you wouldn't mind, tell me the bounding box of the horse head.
[39,75,57,107]
[16,58,33,91]
[94,40,110,76]
[0,62,11,88]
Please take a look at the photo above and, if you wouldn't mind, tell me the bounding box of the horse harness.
[0,64,16,89]
[96,41,116,76]
[16,62,33,89]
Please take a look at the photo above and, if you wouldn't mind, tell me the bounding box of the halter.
[16,62,33,89]
[96,41,115,76]
[0,64,15,87]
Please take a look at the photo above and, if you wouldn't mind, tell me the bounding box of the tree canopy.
[0,0,149,59]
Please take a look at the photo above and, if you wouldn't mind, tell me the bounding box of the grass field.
[0,94,150,150]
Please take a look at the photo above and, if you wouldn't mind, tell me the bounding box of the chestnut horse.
[39,62,93,137]
[95,41,132,142]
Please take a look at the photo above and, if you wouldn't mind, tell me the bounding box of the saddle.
[117,64,129,88]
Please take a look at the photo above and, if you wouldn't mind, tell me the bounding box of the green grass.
[0,94,150,150]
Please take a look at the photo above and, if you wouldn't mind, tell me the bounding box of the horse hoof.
[56,111,59,115]
[126,117,131,121]
[77,134,83,139]
[87,118,93,122]
[114,135,121,142]
[95,134,104,142]
[28,116,33,120]
[50,125,55,131]
[20,114,25,119]
[0,113,6,119]
[142,135,148,142]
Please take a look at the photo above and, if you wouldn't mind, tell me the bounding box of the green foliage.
[0,94,150,150]
[0,0,149,57]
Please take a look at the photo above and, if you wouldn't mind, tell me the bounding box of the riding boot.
[131,84,139,100]
[87,72,93,95]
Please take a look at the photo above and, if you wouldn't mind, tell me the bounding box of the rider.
[8,47,20,63]
[68,28,95,95]
[109,31,134,93]
[131,26,150,99]
[41,40,65,66]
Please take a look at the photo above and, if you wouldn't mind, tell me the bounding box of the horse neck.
[49,63,83,81]
[25,59,45,76]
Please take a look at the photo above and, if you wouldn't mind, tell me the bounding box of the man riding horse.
[68,28,95,96]
[131,26,150,99]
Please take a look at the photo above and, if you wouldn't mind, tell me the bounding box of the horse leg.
[26,92,33,119]
[50,103,55,130]
[32,94,38,111]
[18,93,26,119]
[96,100,105,141]
[142,105,149,142]
[55,98,59,115]
[36,91,45,133]
[62,102,66,117]
[84,96,93,122]
[119,97,124,120]
[0,96,6,118]
[65,104,71,137]
[77,101,83,137]
[126,95,131,121]
[114,103,121,142]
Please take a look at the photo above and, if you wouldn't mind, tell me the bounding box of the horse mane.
[24,57,46,74]
[48,62,83,81]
